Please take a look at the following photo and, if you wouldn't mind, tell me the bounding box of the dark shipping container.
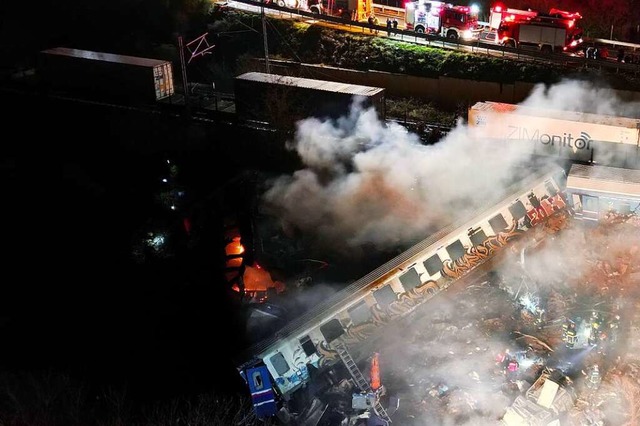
[234,72,386,127]
[38,47,175,103]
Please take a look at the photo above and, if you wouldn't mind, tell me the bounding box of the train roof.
[567,163,640,200]
[235,72,385,97]
[40,47,170,68]
[236,164,565,364]
[469,101,640,130]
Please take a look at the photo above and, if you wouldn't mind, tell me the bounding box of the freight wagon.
[37,47,175,104]
[467,101,640,169]
[233,72,386,129]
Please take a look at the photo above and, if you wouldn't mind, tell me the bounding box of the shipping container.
[233,72,386,128]
[468,101,640,169]
[37,47,175,103]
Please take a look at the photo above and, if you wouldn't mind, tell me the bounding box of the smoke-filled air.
[260,78,640,425]
[261,78,638,252]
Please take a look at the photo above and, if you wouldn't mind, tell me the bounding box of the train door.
[245,366,278,418]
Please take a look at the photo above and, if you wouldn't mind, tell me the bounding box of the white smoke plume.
[262,98,531,252]
[520,78,640,118]
[256,79,640,424]
[262,79,639,255]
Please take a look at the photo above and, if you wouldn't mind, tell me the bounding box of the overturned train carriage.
[236,165,569,417]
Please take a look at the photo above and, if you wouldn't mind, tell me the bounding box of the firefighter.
[565,322,577,348]
[586,364,601,390]
[562,318,575,342]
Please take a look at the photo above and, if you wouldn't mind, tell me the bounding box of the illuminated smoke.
[258,80,640,424]
[262,97,531,253]
[520,78,640,118]
[262,79,638,255]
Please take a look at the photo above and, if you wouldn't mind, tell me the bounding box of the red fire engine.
[405,0,482,40]
[480,3,583,52]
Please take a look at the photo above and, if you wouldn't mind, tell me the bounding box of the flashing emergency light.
[493,3,503,12]
[567,20,574,28]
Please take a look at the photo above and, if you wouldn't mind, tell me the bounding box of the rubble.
[371,212,640,425]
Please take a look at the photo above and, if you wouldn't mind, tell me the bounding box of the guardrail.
[589,38,640,52]
[229,0,640,75]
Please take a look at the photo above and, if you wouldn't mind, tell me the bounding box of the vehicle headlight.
[463,30,473,39]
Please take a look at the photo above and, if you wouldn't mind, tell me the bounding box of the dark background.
[0,87,253,406]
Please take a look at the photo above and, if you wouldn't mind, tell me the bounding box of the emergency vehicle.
[479,3,583,52]
[268,0,370,20]
[405,0,482,40]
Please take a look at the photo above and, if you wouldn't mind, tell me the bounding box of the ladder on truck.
[332,341,391,424]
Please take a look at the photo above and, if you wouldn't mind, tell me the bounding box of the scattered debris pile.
[373,212,640,426]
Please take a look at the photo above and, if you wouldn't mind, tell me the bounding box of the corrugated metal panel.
[41,47,170,68]
[236,72,384,97]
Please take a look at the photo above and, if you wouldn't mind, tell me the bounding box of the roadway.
[218,0,640,71]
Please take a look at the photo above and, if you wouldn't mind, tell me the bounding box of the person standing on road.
[393,18,398,30]
[386,18,392,36]
[368,14,375,33]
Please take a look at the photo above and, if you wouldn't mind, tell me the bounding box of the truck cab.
[405,0,480,40]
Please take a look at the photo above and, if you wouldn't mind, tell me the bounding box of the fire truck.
[269,0,369,20]
[479,3,583,52]
[405,0,482,40]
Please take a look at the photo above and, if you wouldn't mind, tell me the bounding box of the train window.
[320,319,345,343]
[373,285,397,308]
[527,192,541,208]
[423,254,443,276]
[399,268,421,292]
[446,240,465,262]
[252,370,264,390]
[348,300,372,326]
[299,335,317,356]
[489,213,508,232]
[619,203,631,215]
[509,200,527,220]
[582,195,599,213]
[469,229,487,246]
[269,352,290,376]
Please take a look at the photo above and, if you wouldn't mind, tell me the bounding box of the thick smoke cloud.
[520,78,640,118]
[262,98,530,252]
[257,79,640,424]
[262,79,638,255]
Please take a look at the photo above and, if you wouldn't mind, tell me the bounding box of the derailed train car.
[467,101,640,170]
[235,165,570,421]
[565,163,640,222]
